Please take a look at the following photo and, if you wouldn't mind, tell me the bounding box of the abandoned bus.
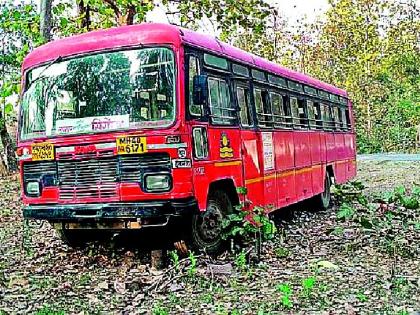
[18,23,356,253]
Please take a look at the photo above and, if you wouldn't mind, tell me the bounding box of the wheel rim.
[192,202,224,246]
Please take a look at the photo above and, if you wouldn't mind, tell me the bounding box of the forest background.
[0,0,419,173]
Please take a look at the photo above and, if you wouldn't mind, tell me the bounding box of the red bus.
[18,23,356,253]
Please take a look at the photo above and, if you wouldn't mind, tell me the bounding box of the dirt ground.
[0,160,419,314]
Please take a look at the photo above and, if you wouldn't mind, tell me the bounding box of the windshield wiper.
[26,56,63,89]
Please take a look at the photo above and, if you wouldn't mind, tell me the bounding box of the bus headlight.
[145,174,171,192]
[26,181,41,196]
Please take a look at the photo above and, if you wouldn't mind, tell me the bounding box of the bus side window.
[345,108,351,130]
[290,97,300,128]
[314,102,323,129]
[282,95,293,128]
[237,86,253,127]
[270,92,284,128]
[321,103,333,131]
[298,99,307,128]
[333,106,341,130]
[193,127,208,158]
[341,107,348,131]
[254,88,272,128]
[307,100,316,129]
[208,77,236,125]
[188,55,202,117]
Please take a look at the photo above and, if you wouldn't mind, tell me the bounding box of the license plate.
[31,142,54,161]
[116,136,147,155]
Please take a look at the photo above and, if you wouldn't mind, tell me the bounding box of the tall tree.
[0,0,41,172]
[40,0,52,42]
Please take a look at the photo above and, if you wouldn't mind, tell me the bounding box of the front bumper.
[23,198,197,222]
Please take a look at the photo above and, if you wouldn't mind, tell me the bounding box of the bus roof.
[23,23,347,97]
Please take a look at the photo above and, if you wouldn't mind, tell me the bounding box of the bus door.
[233,80,264,207]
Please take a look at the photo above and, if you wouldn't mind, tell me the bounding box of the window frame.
[187,54,203,118]
[192,126,209,159]
[253,86,273,128]
[207,76,237,126]
[235,82,254,128]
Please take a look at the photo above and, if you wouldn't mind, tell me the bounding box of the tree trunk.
[77,1,91,31]
[0,120,17,173]
[40,0,53,42]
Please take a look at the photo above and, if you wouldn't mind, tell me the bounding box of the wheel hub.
[197,204,223,241]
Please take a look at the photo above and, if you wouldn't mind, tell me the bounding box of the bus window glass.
[233,64,249,77]
[208,77,235,125]
[21,47,176,140]
[204,54,228,70]
[193,127,208,158]
[254,88,272,127]
[333,106,341,130]
[298,99,307,127]
[252,70,266,81]
[188,55,202,116]
[270,92,284,126]
[237,87,252,127]
[307,100,316,128]
[341,107,348,130]
[314,102,323,129]
[290,97,300,127]
[322,103,333,130]
[345,108,351,129]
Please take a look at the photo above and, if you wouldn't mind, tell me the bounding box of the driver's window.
[188,55,202,117]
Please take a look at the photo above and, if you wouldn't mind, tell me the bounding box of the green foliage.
[35,305,65,315]
[223,197,276,241]
[169,250,179,271]
[301,277,316,298]
[276,283,293,309]
[274,246,290,258]
[235,0,420,153]
[234,250,247,271]
[356,292,368,302]
[336,203,355,221]
[187,251,197,277]
[152,302,169,315]
[378,185,420,209]
[223,187,277,258]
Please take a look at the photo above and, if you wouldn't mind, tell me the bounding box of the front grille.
[57,152,118,200]
[22,150,172,201]
[119,153,171,182]
[23,161,56,180]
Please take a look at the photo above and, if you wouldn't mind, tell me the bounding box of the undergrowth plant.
[187,251,197,277]
[169,250,179,271]
[234,250,247,271]
[301,276,316,298]
[276,283,293,309]
[222,187,277,260]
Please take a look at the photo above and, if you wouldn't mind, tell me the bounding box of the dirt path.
[0,161,419,314]
[358,154,420,162]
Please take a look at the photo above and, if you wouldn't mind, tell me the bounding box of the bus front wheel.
[191,190,232,255]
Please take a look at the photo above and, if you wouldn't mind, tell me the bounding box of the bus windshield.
[20,47,176,140]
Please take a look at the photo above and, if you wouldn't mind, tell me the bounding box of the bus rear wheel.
[313,175,332,210]
[191,190,232,255]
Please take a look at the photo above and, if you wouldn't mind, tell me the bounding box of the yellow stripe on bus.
[244,158,356,186]
[214,160,242,167]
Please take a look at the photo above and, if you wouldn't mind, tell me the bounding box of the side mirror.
[192,75,208,105]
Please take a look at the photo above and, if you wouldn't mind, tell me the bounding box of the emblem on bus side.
[219,133,233,158]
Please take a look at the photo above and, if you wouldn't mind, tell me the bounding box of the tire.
[312,175,332,210]
[191,190,232,255]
